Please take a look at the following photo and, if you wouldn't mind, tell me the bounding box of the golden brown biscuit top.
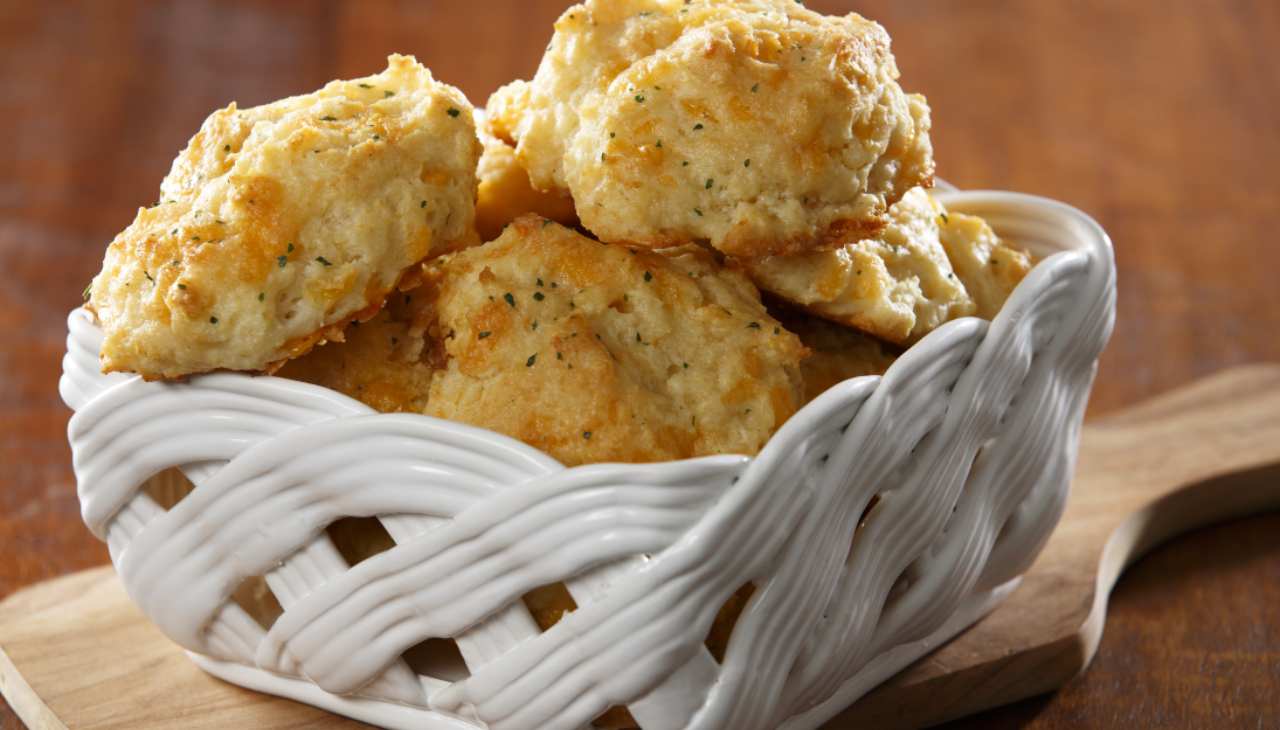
[488,0,933,257]
[89,54,480,379]
[285,216,807,465]
[422,216,808,464]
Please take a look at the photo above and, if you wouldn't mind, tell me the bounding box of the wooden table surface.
[1,1,1277,727]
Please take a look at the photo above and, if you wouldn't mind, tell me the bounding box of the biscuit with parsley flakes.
[742,188,1029,345]
[422,217,806,463]
[285,216,806,465]
[486,0,933,258]
[87,54,480,379]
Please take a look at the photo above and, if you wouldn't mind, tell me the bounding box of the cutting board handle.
[1084,363,1280,567]
[1074,363,1280,666]
[837,364,1280,727]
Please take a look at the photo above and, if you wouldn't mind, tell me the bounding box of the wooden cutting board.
[3,365,1279,730]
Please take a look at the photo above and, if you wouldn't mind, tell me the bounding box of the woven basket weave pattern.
[61,191,1115,730]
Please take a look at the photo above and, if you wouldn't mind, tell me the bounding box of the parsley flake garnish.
[315,256,332,266]
[420,200,427,208]
[705,178,714,189]
[644,271,653,282]
[320,115,338,122]
[583,431,592,439]
[384,90,395,98]
[256,291,263,300]
[751,83,759,92]
[287,242,294,253]
[179,283,188,290]
[693,123,703,130]
[748,321,761,329]
[939,212,949,224]
[277,256,288,268]
[447,107,460,117]
[635,94,645,103]
[526,353,537,367]
[478,331,492,339]
[209,316,219,324]
[223,144,231,152]
[693,207,703,216]
[744,158,751,167]
[533,291,545,301]
[503,292,516,307]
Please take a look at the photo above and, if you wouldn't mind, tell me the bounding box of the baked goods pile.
[86,0,1032,467]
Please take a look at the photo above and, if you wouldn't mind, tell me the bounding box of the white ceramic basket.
[60,189,1114,730]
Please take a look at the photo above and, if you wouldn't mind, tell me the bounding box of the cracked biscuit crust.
[487,0,933,258]
[424,216,807,464]
[286,216,807,465]
[744,188,1031,345]
[89,54,480,379]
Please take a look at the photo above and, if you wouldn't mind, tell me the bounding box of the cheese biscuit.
[89,55,480,378]
[487,0,933,258]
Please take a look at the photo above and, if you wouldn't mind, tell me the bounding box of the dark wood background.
[1,1,1277,727]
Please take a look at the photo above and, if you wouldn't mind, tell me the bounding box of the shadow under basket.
[60,189,1115,730]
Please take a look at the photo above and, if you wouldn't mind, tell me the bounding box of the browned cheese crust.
[285,216,808,465]
[487,0,933,258]
[89,55,480,379]
[745,188,1032,345]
